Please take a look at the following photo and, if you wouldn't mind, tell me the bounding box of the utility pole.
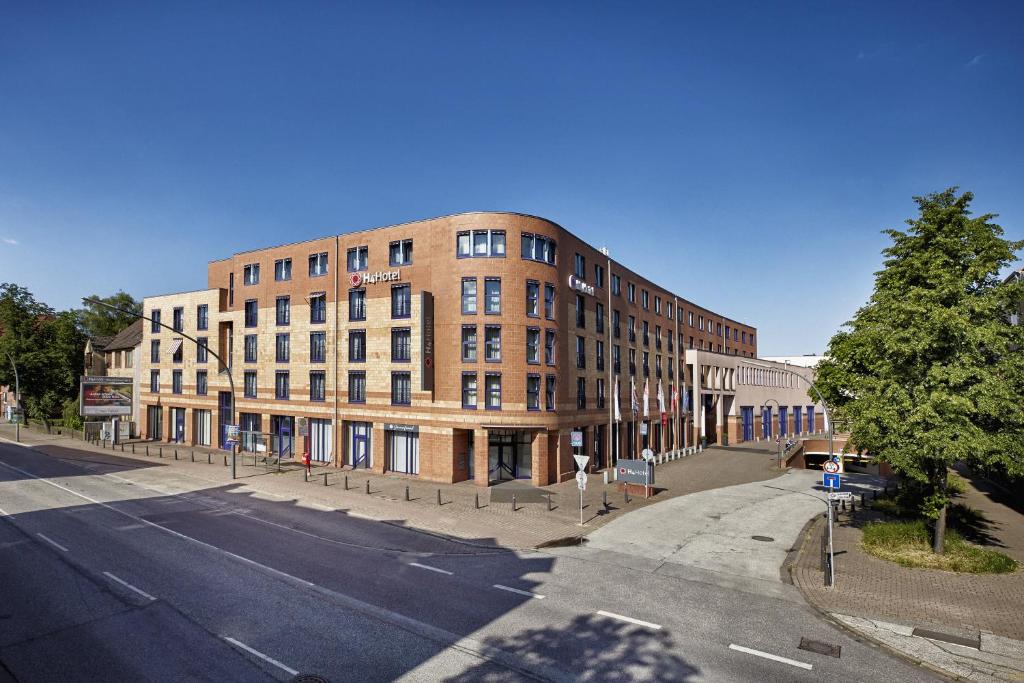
[5,352,19,443]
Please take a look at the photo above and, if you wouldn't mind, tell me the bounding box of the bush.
[62,398,82,430]
[861,520,1018,574]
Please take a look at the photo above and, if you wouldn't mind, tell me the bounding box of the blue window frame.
[391,285,411,319]
[244,300,258,327]
[310,332,326,363]
[310,292,327,324]
[348,289,365,321]
[348,371,366,403]
[244,334,257,363]
[196,304,208,331]
[244,371,257,398]
[196,370,208,396]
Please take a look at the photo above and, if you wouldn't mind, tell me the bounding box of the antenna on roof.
[599,246,609,256]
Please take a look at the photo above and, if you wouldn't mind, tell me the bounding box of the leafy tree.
[76,291,141,338]
[0,284,86,424]
[817,189,1024,553]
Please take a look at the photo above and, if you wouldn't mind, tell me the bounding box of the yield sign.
[573,454,590,471]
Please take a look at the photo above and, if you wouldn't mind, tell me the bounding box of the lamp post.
[81,298,238,480]
[747,362,836,469]
[761,397,782,468]
[5,351,19,443]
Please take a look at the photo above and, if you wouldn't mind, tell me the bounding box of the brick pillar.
[473,428,489,486]
[372,424,386,474]
[531,429,549,486]
[557,430,572,483]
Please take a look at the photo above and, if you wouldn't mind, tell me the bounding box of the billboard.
[80,376,133,417]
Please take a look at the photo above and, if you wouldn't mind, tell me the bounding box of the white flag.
[630,376,639,415]
[657,380,665,414]
[642,377,650,418]
[614,376,622,422]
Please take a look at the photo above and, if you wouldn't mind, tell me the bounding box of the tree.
[76,291,141,338]
[0,284,86,424]
[817,188,1024,553]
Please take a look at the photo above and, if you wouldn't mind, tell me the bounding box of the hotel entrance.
[488,430,532,482]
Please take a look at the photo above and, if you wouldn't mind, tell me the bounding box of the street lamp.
[5,351,19,443]
[761,398,783,468]
[749,362,836,470]
[81,298,239,480]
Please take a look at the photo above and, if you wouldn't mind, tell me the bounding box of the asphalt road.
[0,440,939,682]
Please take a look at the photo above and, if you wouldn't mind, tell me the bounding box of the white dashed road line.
[728,643,813,670]
[36,532,69,552]
[102,569,156,602]
[493,584,545,599]
[223,636,299,676]
[596,610,662,630]
[409,562,453,575]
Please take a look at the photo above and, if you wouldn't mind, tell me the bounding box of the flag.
[657,380,665,415]
[630,376,639,415]
[613,376,622,422]
[642,377,650,418]
[671,384,679,414]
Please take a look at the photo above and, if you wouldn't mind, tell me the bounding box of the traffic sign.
[828,491,853,501]
[641,448,655,462]
[570,430,584,448]
[573,454,590,471]
[823,473,840,489]
[575,470,587,491]
[823,460,839,474]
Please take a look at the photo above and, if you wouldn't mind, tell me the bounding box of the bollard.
[365,480,370,494]
[437,489,442,506]
[841,499,847,513]
[625,488,630,504]
[223,454,227,466]
[207,453,211,464]
[174,449,178,460]
[861,492,866,507]
[512,494,517,512]
[191,451,194,462]
[305,470,308,482]
[603,491,608,510]
[146,445,149,456]
[547,493,552,512]
[121,443,124,452]
[851,498,856,513]
[475,492,480,509]
[132,444,135,454]
[159,447,163,458]
[344,475,349,491]
[405,485,410,501]
[323,473,328,487]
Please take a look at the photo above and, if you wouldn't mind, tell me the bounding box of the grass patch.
[861,520,1018,574]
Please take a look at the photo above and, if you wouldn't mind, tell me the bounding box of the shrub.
[861,520,1018,574]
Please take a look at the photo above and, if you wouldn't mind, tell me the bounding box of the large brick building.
[139,212,820,486]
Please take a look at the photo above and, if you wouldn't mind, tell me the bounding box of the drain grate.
[291,675,330,683]
[912,628,980,649]
[798,637,841,658]
[751,535,775,542]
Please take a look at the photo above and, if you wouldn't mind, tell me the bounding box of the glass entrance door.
[347,422,371,468]
[488,431,531,481]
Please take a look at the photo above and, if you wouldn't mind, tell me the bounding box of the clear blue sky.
[1,1,1021,355]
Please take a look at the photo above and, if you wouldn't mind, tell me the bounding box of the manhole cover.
[291,675,330,683]
[751,535,775,542]
[798,637,841,658]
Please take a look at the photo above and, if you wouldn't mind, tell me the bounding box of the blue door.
[741,407,754,441]
[271,415,294,458]
[174,408,186,443]
[807,406,815,433]
[779,407,788,437]
[218,392,232,449]
[762,407,772,438]
[794,406,803,434]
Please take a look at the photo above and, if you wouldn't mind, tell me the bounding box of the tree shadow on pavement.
[443,613,700,682]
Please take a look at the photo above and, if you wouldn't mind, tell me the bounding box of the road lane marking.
[596,610,662,630]
[493,584,545,599]
[728,643,813,670]
[409,562,453,575]
[103,571,156,601]
[36,533,69,552]
[222,636,299,676]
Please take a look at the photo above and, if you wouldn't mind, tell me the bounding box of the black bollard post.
[174,449,178,460]
[841,499,847,513]
[159,447,163,458]
[190,451,194,462]
[146,445,149,457]
[344,475,349,491]
[121,443,124,452]
[132,444,135,454]
[475,492,479,509]
[603,491,608,510]
[512,494,517,512]
[405,485,410,501]
[436,489,442,506]
[223,454,227,466]
[208,453,211,464]
[625,488,630,504]
[323,473,328,487]
[547,493,553,512]
[861,492,866,507]
[851,498,856,513]
[365,480,370,494]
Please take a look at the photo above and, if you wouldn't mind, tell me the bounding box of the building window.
[346,246,368,272]
[461,325,477,362]
[461,373,477,409]
[150,339,160,363]
[276,296,290,326]
[597,377,605,409]
[274,258,292,281]
[717,322,723,337]
[275,371,289,400]
[244,371,257,398]
[725,325,731,340]
[596,302,605,334]
[526,280,540,317]
[526,327,540,364]
[349,330,366,362]
[310,332,326,363]
[643,351,650,376]
[484,325,501,362]
[642,321,650,346]
[150,370,160,394]
[197,337,208,363]
[655,325,662,350]
[577,377,587,409]
[545,330,556,365]
[687,311,694,327]
[310,371,326,402]
[391,284,411,319]
[172,339,183,363]
[196,370,208,396]
[485,373,501,410]
[483,278,501,314]
[244,334,257,363]
[613,344,621,373]
[521,232,556,264]
[544,283,555,320]
[629,348,637,375]
[151,309,161,333]
[627,282,636,303]
[461,278,477,314]
[576,336,585,369]
[742,331,747,344]
[527,374,541,411]
[347,289,364,321]
[389,239,413,266]
[574,253,585,278]
[575,294,585,328]
[244,300,258,327]
[309,251,329,277]
[666,302,674,320]
[391,372,411,405]
[309,292,325,325]
[656,354,662,378]
[275,333,290,363]
[594,263,604,288]
[611,274,621,296]
[596,340,605,371]
[172,307,183,332]
[699,315,704,331]
[197,304,208,331]
[641,290,649,310]
[125,349,133,368]
[654,296,661,315]
[628,316,636,343]
[392,328,411,362]
[667,333,673,353]
[612,309,620,338]
[457,229,505,258]
[545,375,556,411]
[348,371,366,403]
[243,263,260,285]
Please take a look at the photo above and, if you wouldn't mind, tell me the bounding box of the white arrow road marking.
[409,562,453,575]
[729,643,813,670]
[493,584,545,599]
[103,571,156,601]
[36,533,69,552]
[223,637,299,676]
[596,610,662,630]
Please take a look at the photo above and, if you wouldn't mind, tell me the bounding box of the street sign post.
[823,473,840,489]
[570,431,583,448]
[824,460,840,474]
[574,454,590,526]
[827,491,854,501]
[641,448,654,462]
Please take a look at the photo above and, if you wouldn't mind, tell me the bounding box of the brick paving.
[792,478,1024,640]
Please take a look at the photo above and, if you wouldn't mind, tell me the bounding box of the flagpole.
[604,248,613,468]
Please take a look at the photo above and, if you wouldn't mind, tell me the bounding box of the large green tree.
[76,291,141,338]
[817,189,1024,553]
[0,284,86,423]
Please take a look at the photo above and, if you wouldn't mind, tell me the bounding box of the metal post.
[437,489,442,506]
[405,485,410,501]
[512,493,517,512]
[323,473,328,487]
[5,352,18,443]
[475,492,479,509]
[365,480,370,494]
[579,488,583,526]
[826,500,835,588]
[344,474,348,491]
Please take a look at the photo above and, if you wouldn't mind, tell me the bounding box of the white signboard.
[827,491,854,501]
[567,274,595,296]
[641,448,655,462]
[570,430,584,448]
[573,454,590,471]
[576,470,587,491]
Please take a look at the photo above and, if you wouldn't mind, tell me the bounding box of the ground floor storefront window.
[386,424,419,474]
[488,429,531,482]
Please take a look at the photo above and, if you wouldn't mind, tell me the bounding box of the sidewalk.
[791,472,1024,682]
[0,424,785,550]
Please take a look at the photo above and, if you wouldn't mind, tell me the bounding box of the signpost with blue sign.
[823,473,840,489]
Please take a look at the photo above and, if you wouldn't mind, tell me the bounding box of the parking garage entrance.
[488,429,532,482]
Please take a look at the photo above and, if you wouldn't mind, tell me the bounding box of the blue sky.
[1,1,1021,355]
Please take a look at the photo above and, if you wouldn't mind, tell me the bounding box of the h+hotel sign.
[568,274,595,296]
[350,270,401,287]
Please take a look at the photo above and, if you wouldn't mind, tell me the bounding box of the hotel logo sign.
[350,270,401,287]
[567,274,595,296]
